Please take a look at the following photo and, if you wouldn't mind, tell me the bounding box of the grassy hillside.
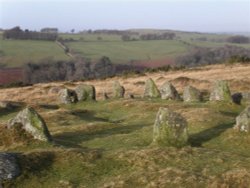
[1,64,250,187]
[0,39,70,68]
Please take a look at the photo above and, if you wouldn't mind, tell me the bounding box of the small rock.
[58,89,78,104]
[183,86,201,102]
[143,78,161,98]
[112,81,125,98]
[160,81,180,100]
[75,84,96,101]
[209,80,232,102]
[0,153,20,182]
[153,107,188,147]
[234,105,250,132]
[232,92,243,105]
[8,107,52,142]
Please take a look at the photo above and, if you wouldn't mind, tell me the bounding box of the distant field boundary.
[0,68,23,85]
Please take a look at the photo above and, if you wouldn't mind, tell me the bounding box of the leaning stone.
[75,84,96,101]
[8,107,52,142]
[160,81,180,100]
[234,106,250,132]
[183,86,201,102]
[58,89,78,104]
[143,78,161,98]
[209,80,232,102]
[0,153,20,182]
[112,81,125,98]
[153,107,188,147]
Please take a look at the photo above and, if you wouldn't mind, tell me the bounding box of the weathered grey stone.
[234,106,250,132]
[153,107,188,147]
[112,81,125,98]
[183,86,201,102]
[58,89,78,104]
[0,153,20,182]
[75,84,96,101]
[8,107,52,142]
[160,81,180,100]
[143,78,161,98]
[209,80,232,102]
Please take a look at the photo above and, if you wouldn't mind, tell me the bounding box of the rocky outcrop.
[8,107,52,142]
[144,78,161,98]
[75,84,96,101]
[234,106,250,132]
[0,153,20,182]
[209,80,232,102]
[183,86,201,102]
[112,81,125,98]
[58,89,78,104]
[153,107,188,147]
[160,81,180,100]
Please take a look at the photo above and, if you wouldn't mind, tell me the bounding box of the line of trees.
[139,32,176,41]
[226,35,250,44]
[3,27,58,41]
[176,45,250,67]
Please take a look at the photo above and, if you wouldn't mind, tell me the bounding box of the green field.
[0,30,250,68]
[0,39,70,67]
[67,40,188,63]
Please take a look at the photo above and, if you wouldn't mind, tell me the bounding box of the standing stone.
[112,81,125,98]
[8,107,52,142]
[58,89,78,104]
[160,81,180,100]
[234,106,250,132]
[153,107,188,147]
[0,153,20,182]
[183,86,202,102]
[143,78,161,98]
[75,84,96,101]
[209,80,232,102]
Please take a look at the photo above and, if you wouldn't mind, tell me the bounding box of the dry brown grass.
[0,63,250,105]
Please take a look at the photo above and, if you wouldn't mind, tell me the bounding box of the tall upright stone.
[75,84,96,101]
[152,107,188,147]
[112,81,125,98]
[8,107,52,142]
[209,80,232,102]
[143,78,161,98]
[234,105,250,132]
[183,86,202,102]
[58,88,78,104]
[160,81,180,100]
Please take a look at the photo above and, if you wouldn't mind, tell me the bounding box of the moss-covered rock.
[160,81,180,100]
[112,81,125,98]
[183,85,202,102]
[143,78,161,98]
[8,107,52,142]
[234,106,250,132]
[152,107,188,147]
[75,84,96,101]
[209,80,232,102]
[58,89,78,104]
